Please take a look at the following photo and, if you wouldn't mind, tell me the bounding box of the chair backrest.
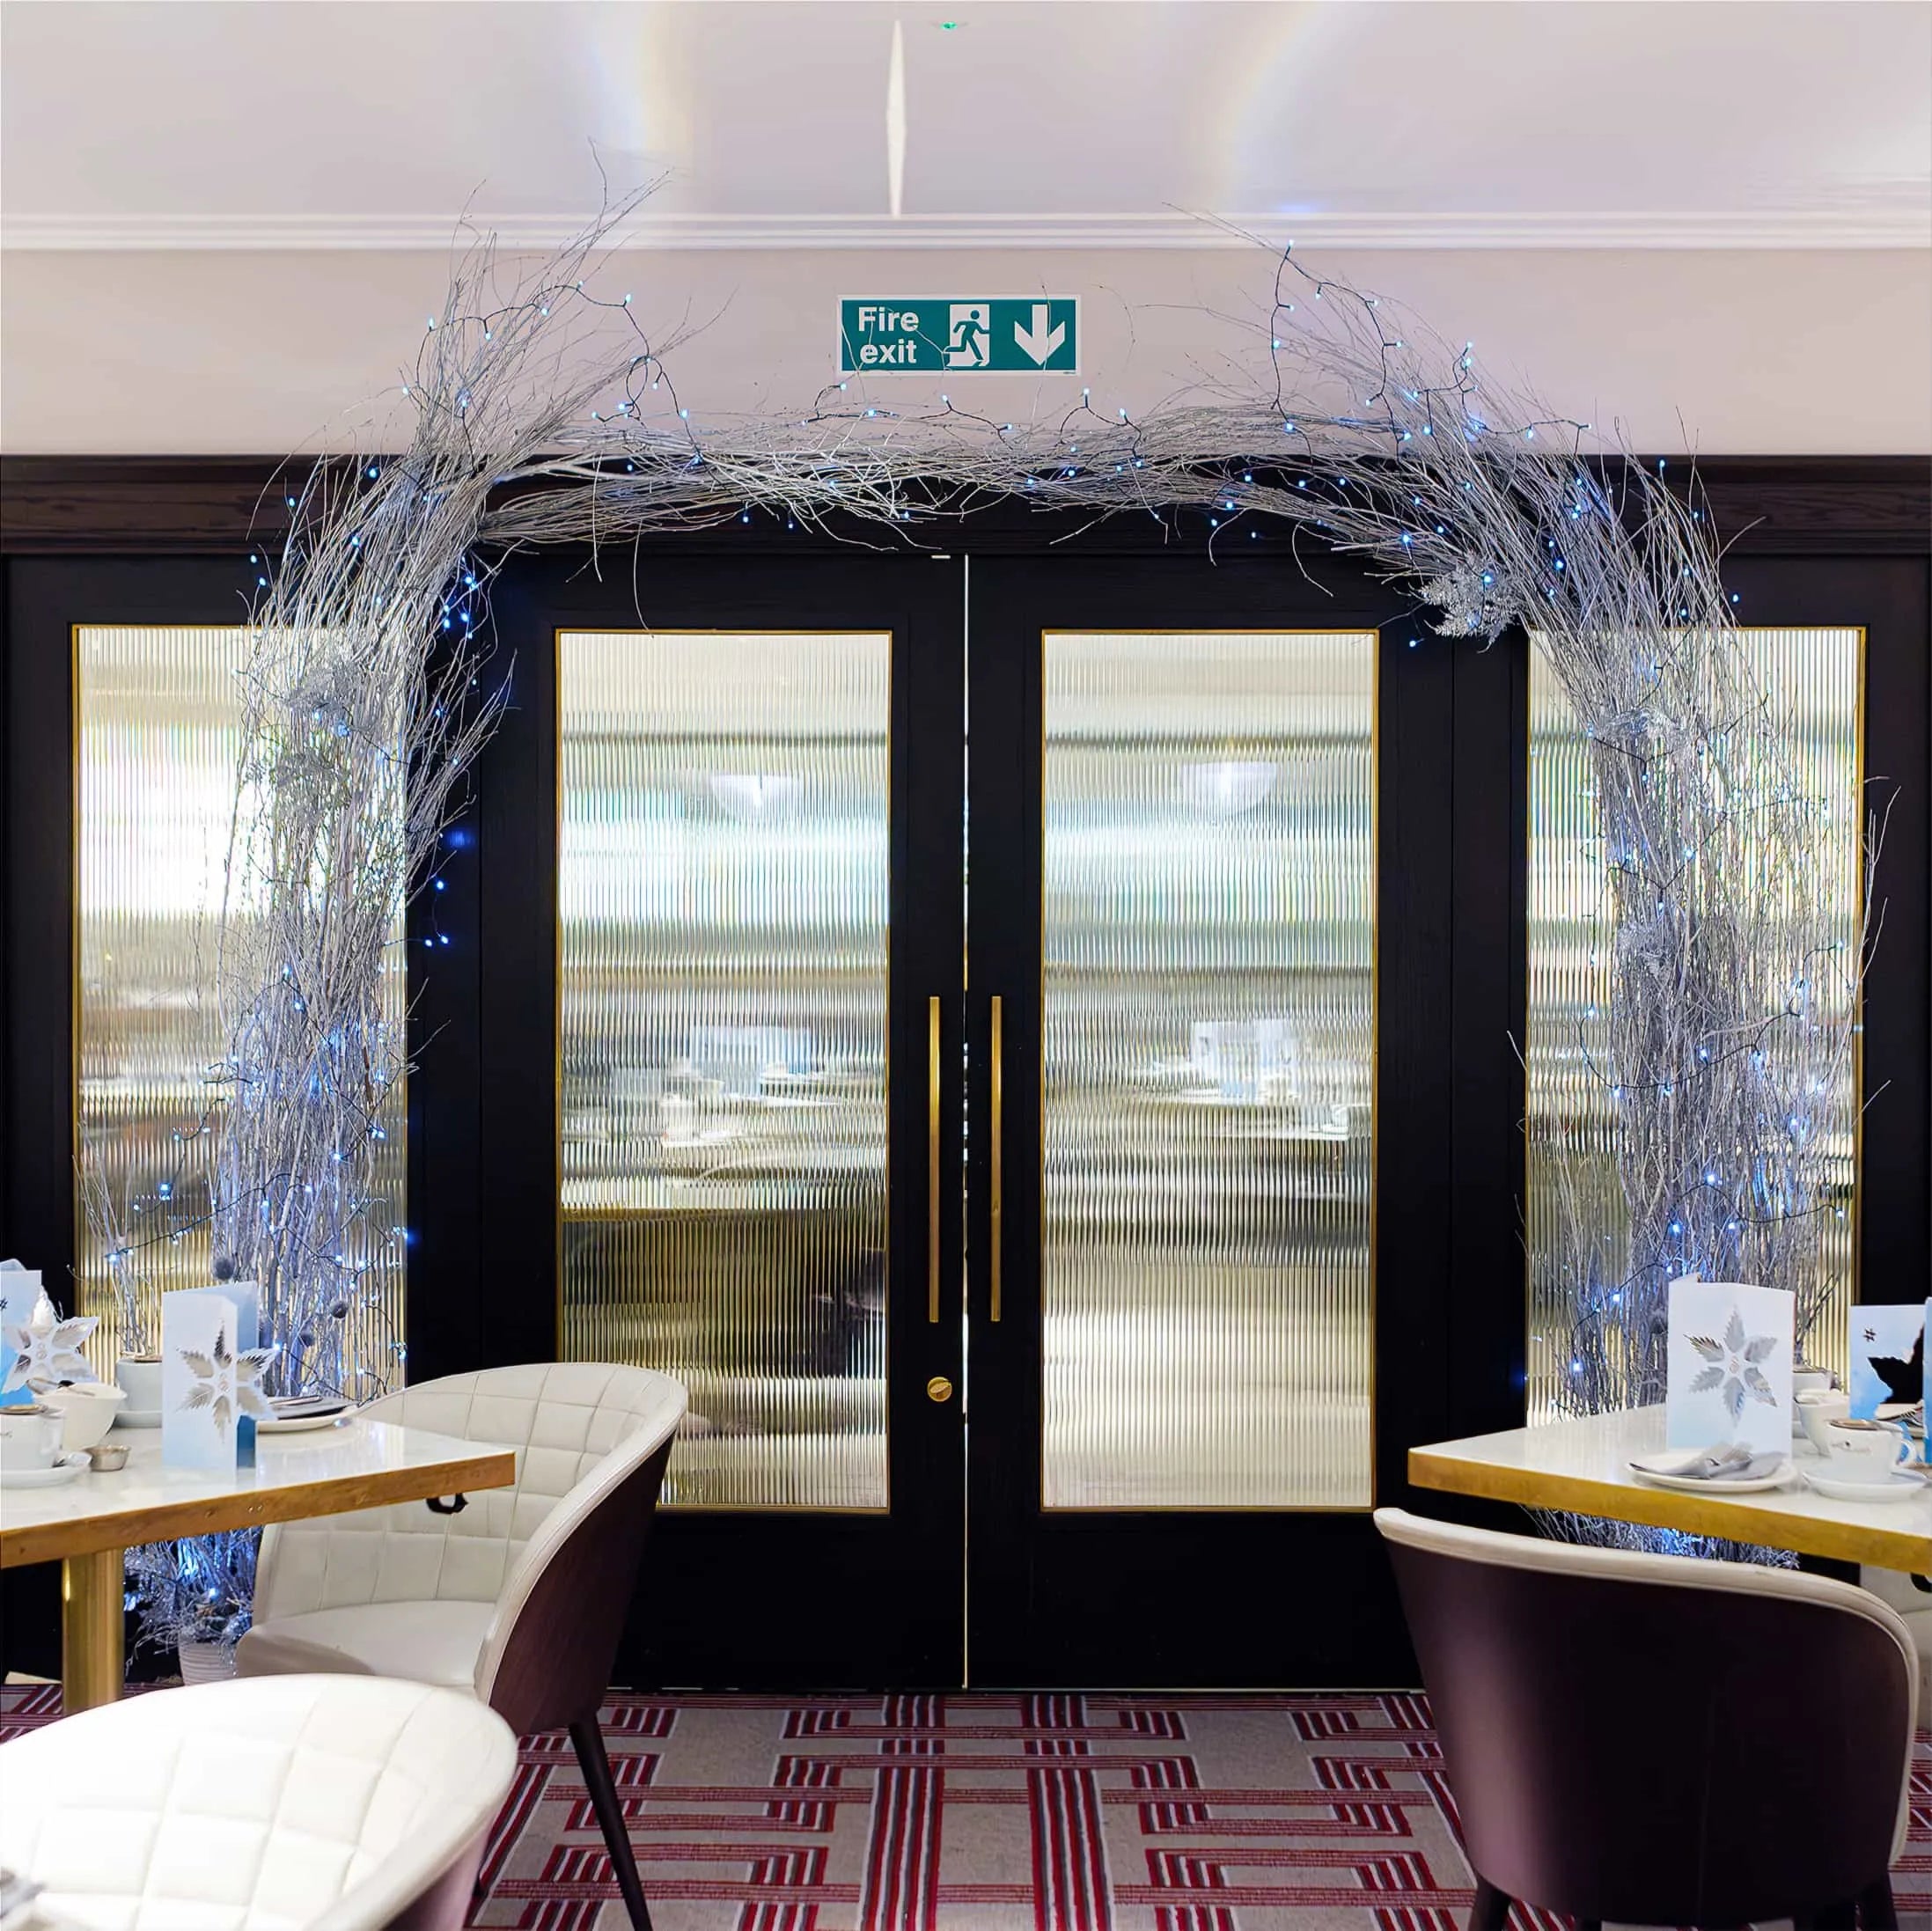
[1376,1509,1916,1925]
[254,1362,687,1622]
[0,1674,516,1931]
[474,1418,680,1733]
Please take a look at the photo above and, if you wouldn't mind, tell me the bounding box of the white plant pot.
[177,1640,238,1685]
[115,1356,163,1418]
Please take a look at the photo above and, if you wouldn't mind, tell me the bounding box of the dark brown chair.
[239,1363,687,1931]
[1376,1508,1916,1930]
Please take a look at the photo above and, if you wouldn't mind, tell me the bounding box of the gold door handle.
[989,994,1003,1323]
[926,1375,954,1403]
[928,995,942,1324]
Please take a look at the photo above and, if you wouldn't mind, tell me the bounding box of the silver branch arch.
[101,195,1862,1645]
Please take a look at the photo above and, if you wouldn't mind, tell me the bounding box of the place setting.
[1796,1392,1928,1504]
[1627,1440,1797,1494]
[1612,1278,1932,1510]
[0,1403,92,1491]
[257,1394,357,1435]
[1625,1421,1929,1504]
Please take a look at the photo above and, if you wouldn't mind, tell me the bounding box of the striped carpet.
[2,1686,1926,1928]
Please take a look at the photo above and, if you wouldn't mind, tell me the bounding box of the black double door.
[5,525,1921,1694]
[429,540,1516,1689]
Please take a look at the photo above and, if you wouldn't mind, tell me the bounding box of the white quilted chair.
[1863,1566,1932,1729]
[0,1674,516,1931]
[237,1363,686,1931]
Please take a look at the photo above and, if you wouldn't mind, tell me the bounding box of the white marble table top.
[1411,1403,1932,1573]
[0,1420,517,1567]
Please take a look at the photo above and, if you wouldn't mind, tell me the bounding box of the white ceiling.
[3,0,1928,250]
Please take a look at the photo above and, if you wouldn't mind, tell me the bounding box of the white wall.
[4,246,1928,454]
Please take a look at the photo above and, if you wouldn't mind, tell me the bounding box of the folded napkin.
[1630,1443,1789,1483]
[268,1393,348,1416]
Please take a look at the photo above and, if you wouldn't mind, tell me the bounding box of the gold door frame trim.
[1034,626,1381,1516]
[553,626,897,1516]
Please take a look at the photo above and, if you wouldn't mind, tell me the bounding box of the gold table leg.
[61,1546,124,1712]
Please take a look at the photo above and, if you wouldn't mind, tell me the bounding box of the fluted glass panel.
[75,626,407,1380]
[1526,628,1861,1421]
[558,630,891,1509]
[1040,631,1376,1509]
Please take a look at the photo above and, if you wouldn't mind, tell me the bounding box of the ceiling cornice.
[4,209,1928,253]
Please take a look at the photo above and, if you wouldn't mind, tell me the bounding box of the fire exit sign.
[839,297,1079,373]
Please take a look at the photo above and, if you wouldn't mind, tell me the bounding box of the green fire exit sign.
[839,297,1079,374]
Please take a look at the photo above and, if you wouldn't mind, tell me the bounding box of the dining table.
[0,1419,518,1713]
[1409,1403,1932,1573]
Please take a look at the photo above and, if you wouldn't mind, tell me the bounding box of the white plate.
[1628,1463,1794,1494]
[0,1452,90,1489]
[1802,1466,1929,1504]
[256,1410,356,1435]
[112,1409,161,1430]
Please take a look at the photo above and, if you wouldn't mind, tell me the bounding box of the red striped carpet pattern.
[3,1687,1926,1929]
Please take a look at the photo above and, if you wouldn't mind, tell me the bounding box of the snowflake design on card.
[1686,1308,1780,1421]
[1,1315,99,1393]
[175,1333,277,1438]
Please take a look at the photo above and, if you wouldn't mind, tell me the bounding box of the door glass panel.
[558,630,891,1509]
[1040,630,1376,1509]
[1526,627,1862,1420]
[75,625,408,1386]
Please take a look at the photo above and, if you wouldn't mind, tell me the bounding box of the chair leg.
[569,1714,653,1931]
[1860,1876,1899,1931]
[1467,1876,1513,1931]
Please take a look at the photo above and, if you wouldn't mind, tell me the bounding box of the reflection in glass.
[75,626,407,1378]
[1040,632,1376,1509]
[1526,628,1861,1420]
[558,631,891,1509]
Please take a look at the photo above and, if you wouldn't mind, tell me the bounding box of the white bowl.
[39,1381,128,1451]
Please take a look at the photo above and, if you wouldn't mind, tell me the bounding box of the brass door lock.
[926,1375,954,1403]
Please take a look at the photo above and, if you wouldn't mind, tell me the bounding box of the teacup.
[0,1401,65,1472]
[1791,1369,1835,1436]
[1796,1388,1851,1458]
[1823,1416,1917,1483]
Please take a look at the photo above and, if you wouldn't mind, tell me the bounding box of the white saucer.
[1,1452,90,1489]
[112,1409,162,1430]
[1629,1463,1793,1494]
[1802,1466,1928,1504]
[257,1410,355,1435]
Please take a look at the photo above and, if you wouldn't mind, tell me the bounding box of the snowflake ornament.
[1685,1308,1780,1421]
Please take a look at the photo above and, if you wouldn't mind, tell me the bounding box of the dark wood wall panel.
[4,456,1926,555]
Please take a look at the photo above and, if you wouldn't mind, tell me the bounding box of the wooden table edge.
[1408,1445,1932,1572]
[0,1445,518,1569]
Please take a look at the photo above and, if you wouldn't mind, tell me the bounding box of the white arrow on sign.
[1012,304,1067,366]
